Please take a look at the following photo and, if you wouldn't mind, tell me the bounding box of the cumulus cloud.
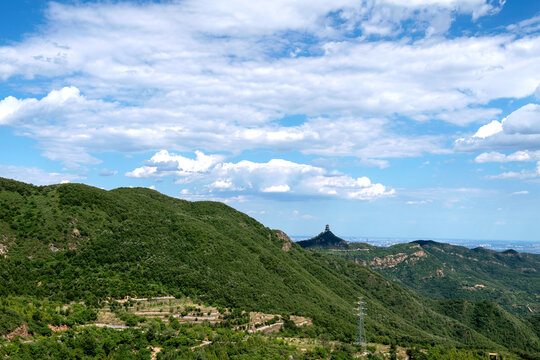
[456,104,540,152]
[262,184,291,193]
[127,151,394,200]
[0,87,83,126]
[208,158,395,200]
[503,104,540,135]
[458,104,540,181]
[126,150,225,178]
[0,164,81,185]
[216,160,396,200]
[473,120,503,139]
[0,96,33,125]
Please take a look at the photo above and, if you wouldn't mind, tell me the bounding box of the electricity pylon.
[355,296,367,346]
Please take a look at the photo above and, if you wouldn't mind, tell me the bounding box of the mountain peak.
[296,225,349,249]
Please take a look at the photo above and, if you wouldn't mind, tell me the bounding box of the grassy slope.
[0,178,538,356]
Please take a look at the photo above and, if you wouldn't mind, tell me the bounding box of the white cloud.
[507,14,540,34]
[487,161,540,179]
[503,104,540,135]
[1,88,445,164]
[125,150,225,178]
[0,96,35,125]
[406,199,432,205]
[262,184,291,193]
[512,190,528,195]
[419,107,502,126]
[475,150,540,163]
[210,158,396,200]
[209,179,235,190]
[126,166,157,179]
[0,1,537,167]
[98,168,118,176]
[0,87,83,126]
[473,120,503,139]
[461,105,540,181]
[0,164,81,185]
[456,104,540,152]
[128,151,394,200]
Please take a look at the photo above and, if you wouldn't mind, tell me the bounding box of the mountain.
[296,225,349,249]
[318,239,540,318]
[0,177,539,357]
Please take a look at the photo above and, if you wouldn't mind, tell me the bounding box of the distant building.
[325,224,330,232]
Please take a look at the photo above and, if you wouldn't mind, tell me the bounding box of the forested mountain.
[316,239,540,318]
[0,178,538,359]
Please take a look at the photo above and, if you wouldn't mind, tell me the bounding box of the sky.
[0,0,539,242]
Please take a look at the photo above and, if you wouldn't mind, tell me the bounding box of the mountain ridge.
[319,238,540,319]
[0,177,538,357]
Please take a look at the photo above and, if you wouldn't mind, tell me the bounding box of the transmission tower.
[355,296,367,346]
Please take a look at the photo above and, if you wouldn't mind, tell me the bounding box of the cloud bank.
[0,1,537,169]
[127,150,394,200]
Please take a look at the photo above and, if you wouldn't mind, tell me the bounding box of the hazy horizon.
[290,234,540,254]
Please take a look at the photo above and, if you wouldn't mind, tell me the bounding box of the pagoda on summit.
[297,224,349,249]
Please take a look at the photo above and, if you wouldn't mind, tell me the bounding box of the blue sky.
[1,0,539,242]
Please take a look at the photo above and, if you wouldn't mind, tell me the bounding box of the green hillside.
[318,240,540,318]
[0,178,538,358]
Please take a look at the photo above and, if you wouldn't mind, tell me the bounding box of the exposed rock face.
[6,324,29,340]
[275,230,291,242]
[369,250,427,269]
[48,324,70,332]
[49,244,60,252]
[274,230,292,252]
[0,243,7,257]
[436,269,445,277]
[0,234,13,258]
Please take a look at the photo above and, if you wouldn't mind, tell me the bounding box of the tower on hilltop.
[296,224,348,249]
